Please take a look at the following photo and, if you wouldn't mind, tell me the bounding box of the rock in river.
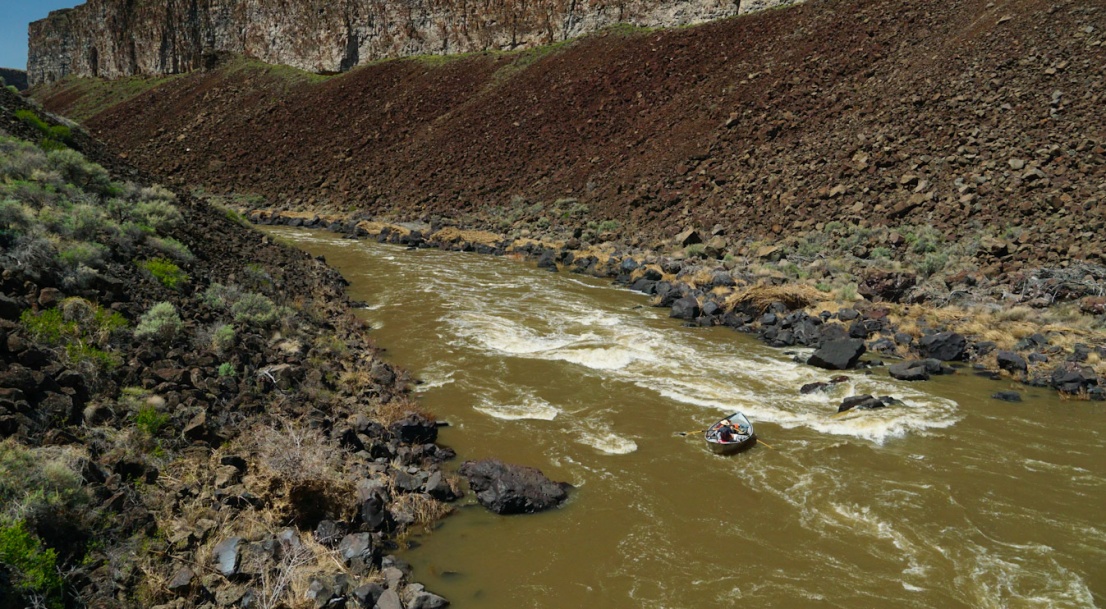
[459,459,571,515]
[807,339,866,370]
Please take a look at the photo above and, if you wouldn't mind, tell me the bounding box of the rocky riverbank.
[243,207,1105,406]
[0,86,504,609]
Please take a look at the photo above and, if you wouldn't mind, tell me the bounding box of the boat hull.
[706,434,757,454]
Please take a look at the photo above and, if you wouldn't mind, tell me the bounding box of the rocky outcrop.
[0,69,28,90]
[27,0,797,85]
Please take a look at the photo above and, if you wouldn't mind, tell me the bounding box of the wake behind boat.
[704,412,757,454]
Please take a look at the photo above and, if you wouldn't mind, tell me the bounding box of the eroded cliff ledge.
[28,0,794,85]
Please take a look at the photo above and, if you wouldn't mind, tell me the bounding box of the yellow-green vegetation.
[19,298,127,373]
[0,521,64,609]
[138,257,189,289]
[487,38,577,86]
[37,74,182,123]
[0,439,88,609]
[221,56,331,88]
[13,108,72,151]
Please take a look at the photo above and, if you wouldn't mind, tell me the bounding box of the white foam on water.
[962,542,1096,609]
[472,395,560,421]
[452,312,579,355]
[414,366,455,391]
[546,346,638,371]
[576,430,638,455]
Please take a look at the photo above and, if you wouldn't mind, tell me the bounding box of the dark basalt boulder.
[799,375,848,394]
[1050,363,1098,394]
[837,395,886,413]
[992,391,1023,402]
[918,331,967,362]
[669,296,701,321]
[389,413,438,445]
[808,339,866,370]
[459,459,570,515]
[888,358,955,381]
[995,350,1028,374]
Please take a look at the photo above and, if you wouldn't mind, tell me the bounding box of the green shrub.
[21,301,126,373]
[134,405,169,436]
[13,109,49,134]
[685,244,707,258]
[62,204,115,241]
[218,362,236,377]
[134,302,182,341]
[201,283,244,309]
[870,246,892,260]
[212,324,235,353]
[242,263,273,290]
[0,200,32,228]
[59,241,109,269]
[596,220,619,232]
[147,236,193,262]
[46,149,112,195]
[0,520,64,609]
[0,440,86,522]
[19,309,74,344]
[60,298,127,340]
[64,343,119,371]
[231,292,280,327]
[919,252,949,277]
[139,257,188,290]
[132,199,182,231]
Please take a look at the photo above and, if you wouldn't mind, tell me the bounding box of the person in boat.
[718,419,736,443]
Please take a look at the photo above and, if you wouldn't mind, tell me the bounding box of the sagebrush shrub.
[231,292,280,327]
[134,301,183,341]
[46,148,112,195]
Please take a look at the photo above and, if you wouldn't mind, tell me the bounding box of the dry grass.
[391,493,453,532]
[431,226,502,246]
[370,396,433,427]
[354,220,412,238]
[724,283,823,314]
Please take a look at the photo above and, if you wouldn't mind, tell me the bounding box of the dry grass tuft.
[431,227,502,246]
[724,283,822,314]
[371,396,433,427]
[391,493,453,531]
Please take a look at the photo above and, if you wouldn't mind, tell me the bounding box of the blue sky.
[0,1,83,70]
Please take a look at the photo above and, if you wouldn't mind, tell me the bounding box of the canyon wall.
[27,0,793,85]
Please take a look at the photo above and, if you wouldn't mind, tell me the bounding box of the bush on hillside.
[0,521,64,609]
[231,292,281,327]
[46,149,112,195]
[138,257,188,290]
[134,302,183,342]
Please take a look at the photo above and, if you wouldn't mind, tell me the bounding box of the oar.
[756,439,775,450]
[677,429,707,437]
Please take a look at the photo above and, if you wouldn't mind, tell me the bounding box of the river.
[268,227,1105,609]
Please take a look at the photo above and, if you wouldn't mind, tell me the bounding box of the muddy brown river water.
[269,227,1105,609]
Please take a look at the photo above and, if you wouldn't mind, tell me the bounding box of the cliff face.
[27,0,793,85]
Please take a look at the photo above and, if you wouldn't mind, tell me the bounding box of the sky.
[0,0,83,70]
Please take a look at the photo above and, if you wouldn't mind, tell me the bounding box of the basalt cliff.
[27,0,792,85]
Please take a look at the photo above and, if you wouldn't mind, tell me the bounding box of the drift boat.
[704,412,757,454]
